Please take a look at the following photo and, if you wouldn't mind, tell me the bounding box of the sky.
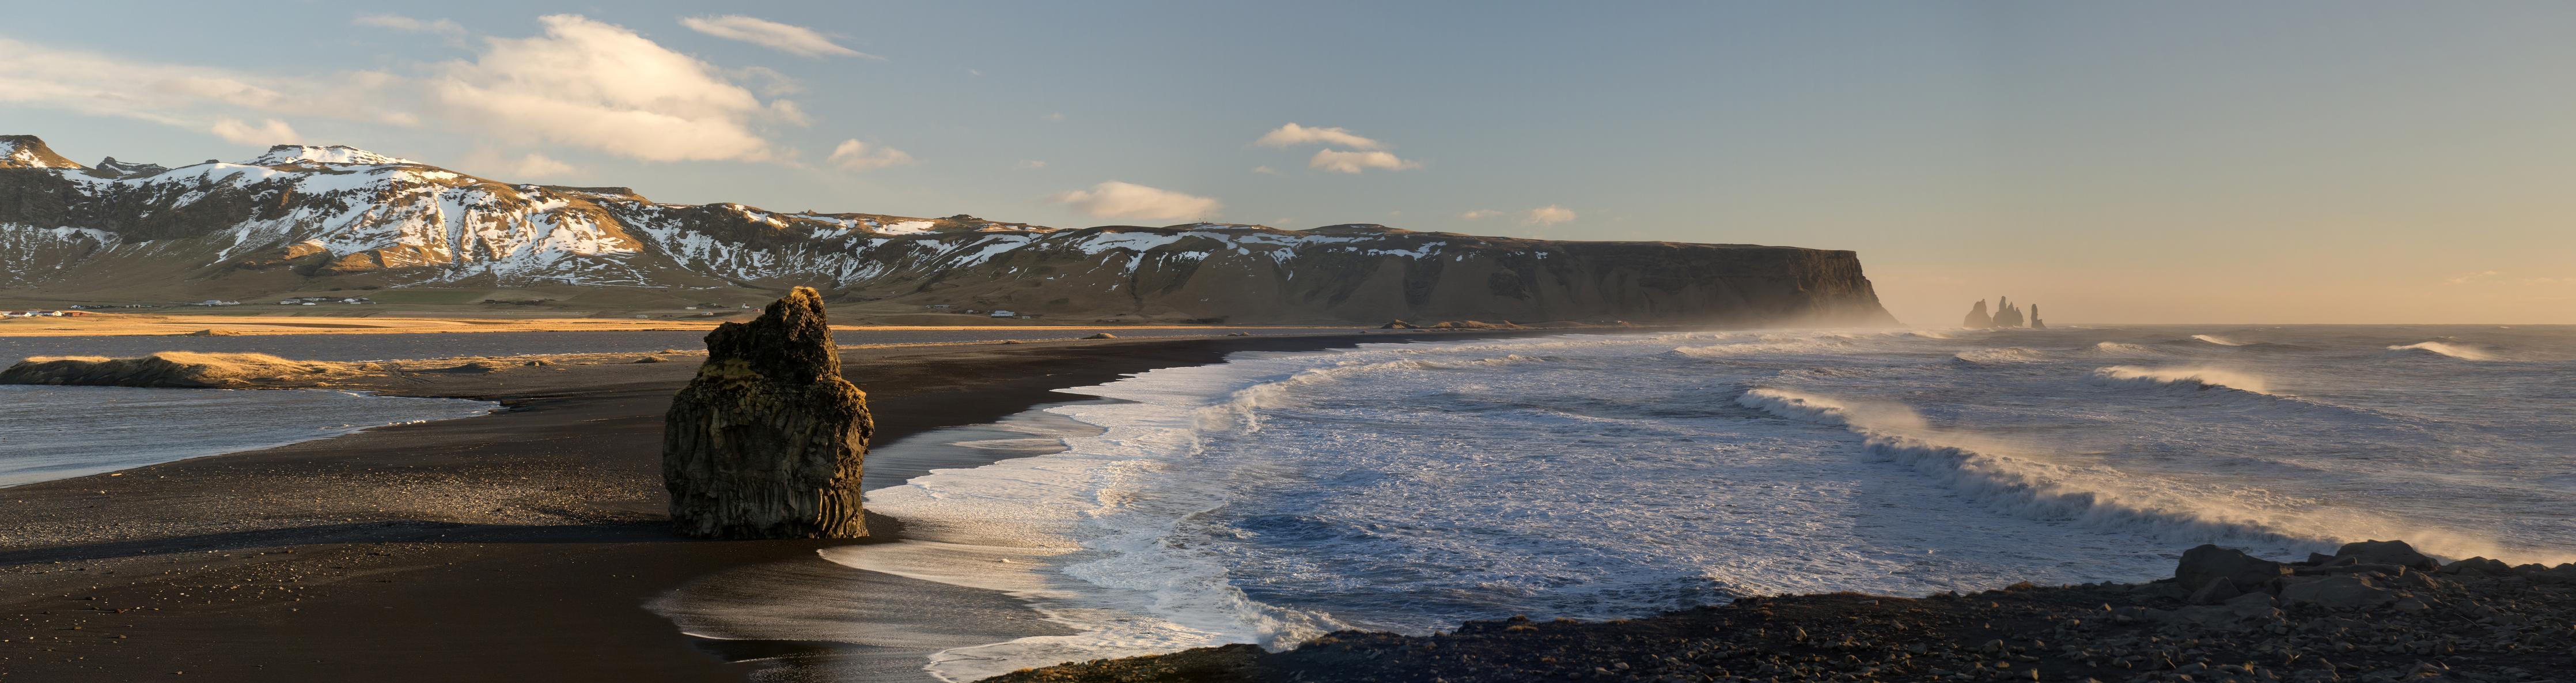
[2,2,2571,324]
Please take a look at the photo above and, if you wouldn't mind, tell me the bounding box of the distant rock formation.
[1961,300,1993,328]
[90,157,167,177]
[1964,297,2041,329]
[2031,304,2045,330]
[1992,296,2025,327]
[661,287,873,539]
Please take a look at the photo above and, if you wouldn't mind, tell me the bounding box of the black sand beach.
[0,331,1480,682]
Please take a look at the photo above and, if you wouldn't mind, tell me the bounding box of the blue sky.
[3,2,2571,323]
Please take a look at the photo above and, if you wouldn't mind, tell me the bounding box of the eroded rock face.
[662,287,873,539]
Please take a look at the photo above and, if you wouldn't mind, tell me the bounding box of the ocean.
[831,324,2576,681]
[0,385,496,488]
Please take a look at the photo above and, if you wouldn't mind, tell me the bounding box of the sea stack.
[2031,304,2046,329]
[1961,300,1993,328]
[661,287,873,539]
[1992,296,2025,327]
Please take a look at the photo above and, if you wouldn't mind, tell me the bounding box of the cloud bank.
[1524,205,1577,225]
[1310,149,1420,173]
[828,139,915,171]
[1256,123,1385,150]
[1050,182,1222,221]
[427,15,800,163]
[680,16,873,59]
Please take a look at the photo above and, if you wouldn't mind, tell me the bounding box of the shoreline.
[0,330,1555,681]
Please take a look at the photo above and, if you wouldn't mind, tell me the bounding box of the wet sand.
[0,331,1507,682]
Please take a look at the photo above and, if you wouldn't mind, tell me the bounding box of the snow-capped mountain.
[0,136,1894,324]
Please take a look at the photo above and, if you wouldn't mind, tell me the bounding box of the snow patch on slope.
[247,145,416,167]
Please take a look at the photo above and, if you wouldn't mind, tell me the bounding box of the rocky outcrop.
[0,135,82,169]
[1992,296,2025,327]
[989,538,2576,683]
[661,287,873,539]
[2031,304,2045,329]
[1961,300,1992,327]
[0,352,381,388]
[1964,297,2039,329]
[0,134,1897,327]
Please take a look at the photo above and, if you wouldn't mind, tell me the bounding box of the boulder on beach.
[1381,320,1419,329]
[1082,333,1117,339]
[661,287,873,539]
[2332,539,2438,571]
[2174,544,2291,593]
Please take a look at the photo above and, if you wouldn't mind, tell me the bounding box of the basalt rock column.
[1961,300,1993,328]
[662,287,873,539]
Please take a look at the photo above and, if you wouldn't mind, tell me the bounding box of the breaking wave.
[1950,348,2047,365]
[2188,334,2245,346]
[1735,388,2319,548]
[2087,365,2271,395]
[2385,341,2496,361]
[1733,387,2539,563]
[2090,341,2161,356]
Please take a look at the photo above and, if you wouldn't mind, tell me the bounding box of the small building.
[192,300,240,307]
[990,310,1016,318]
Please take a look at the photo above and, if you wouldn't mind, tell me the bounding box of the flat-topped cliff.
[0,135,1895,326]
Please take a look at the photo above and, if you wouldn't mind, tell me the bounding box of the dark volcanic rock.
[661,287,873,539]
[2175,543,2290,593]
[2334,539,2438,571]
[990,540,2576,683]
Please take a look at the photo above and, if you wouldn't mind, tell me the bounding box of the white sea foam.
[2088,365,2272,394]
[1952,347,2045,364]
[2189,334,2246,346]
[2385,341,2496,361]
[2091,341,2161,356]
[791,326,2576,679]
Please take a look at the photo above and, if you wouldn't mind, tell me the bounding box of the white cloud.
[1251,165,1279,175]
[1310,149,1419,173]
[2445,270,2502,285]
[828,139,915,171]
[0,19,805,165]
[210,118,298,145]
[1459,209,1501,220]
[459,149,578,179]
[1522,205,1577,225]
[1045,112,1066,121]
[354,14,465,38]
[1016,160,1047,169]
[0,37,406,129]
[1050,181,1221,221]
[1256,123,1384,150]
[429,15,796,163]
[680,16,873,59]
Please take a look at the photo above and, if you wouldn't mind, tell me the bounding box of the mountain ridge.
[0,135,1896,326]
